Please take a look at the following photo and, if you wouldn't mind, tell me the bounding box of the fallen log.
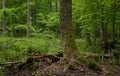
[83,52,111,59]
[0,61,22,66]
[0,52,63,66]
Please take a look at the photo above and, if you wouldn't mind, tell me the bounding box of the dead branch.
[83,52,111,59]
[0,61,22,66]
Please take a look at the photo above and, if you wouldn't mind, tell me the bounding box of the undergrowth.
[0,37,88,62]
[0,37,119,65]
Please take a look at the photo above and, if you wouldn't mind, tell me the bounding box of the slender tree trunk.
[100,0,107,51]
[31,4,36,26]
[27,0,30,37]
[59,0,78,59]
[2,0,6,36]
[82,21,91,45]
[48,0,52,12]
[112,0,116,47]
[55,0,58,12]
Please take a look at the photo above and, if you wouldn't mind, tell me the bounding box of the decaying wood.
[83,52,111,58]
[0,52,116,67]
[0,62,22,66]
[0,52,62,66]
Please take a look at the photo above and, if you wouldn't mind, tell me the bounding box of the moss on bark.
[59,0,79,60]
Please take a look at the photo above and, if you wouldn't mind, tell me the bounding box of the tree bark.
[27,0,30,37]
[59,0,78,59]
[2,0,6,36]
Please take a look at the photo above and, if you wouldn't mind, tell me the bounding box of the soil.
[1,53,120,76]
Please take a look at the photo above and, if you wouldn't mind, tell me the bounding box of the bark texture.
[59,0,78,59]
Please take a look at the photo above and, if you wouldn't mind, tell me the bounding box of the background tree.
[2,0,6,36]
[48,0,52,12]
[100,0,108,51]
[112,0,116,48]
[0,0,119,53]
[27,0,30,37]
[55,0,58,12]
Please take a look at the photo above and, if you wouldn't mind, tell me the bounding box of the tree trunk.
[100,0,108,51]
[2,0,6,36]
[112,0,116,48]
[31,2,37,26]
[48,0,52,12]
[59,0,78,59]
[27,0,30,37]
[55,0,58,12]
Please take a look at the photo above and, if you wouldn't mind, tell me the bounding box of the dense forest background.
[0,0,120,51]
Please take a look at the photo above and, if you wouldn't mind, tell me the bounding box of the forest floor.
[0,37,120,76]
[1,52,120,76]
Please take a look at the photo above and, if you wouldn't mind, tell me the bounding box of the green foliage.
[0,0,120,66]
[46,12,59,27]
[0,37,90,62]
[36,12,46,25]
[41,29,56,39]
[0,37,62,62]
[13,24,26,30]
[0,0,120,40]
[88,60,102,71]
[36,12,59,33]
[0,49,26,62]
[31,28,56,39]
[76,39,87,53]
[0,10,2,22]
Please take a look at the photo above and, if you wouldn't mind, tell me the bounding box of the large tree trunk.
[27,0,30,37]
[2,0,6,36]
[59,0,78,59]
